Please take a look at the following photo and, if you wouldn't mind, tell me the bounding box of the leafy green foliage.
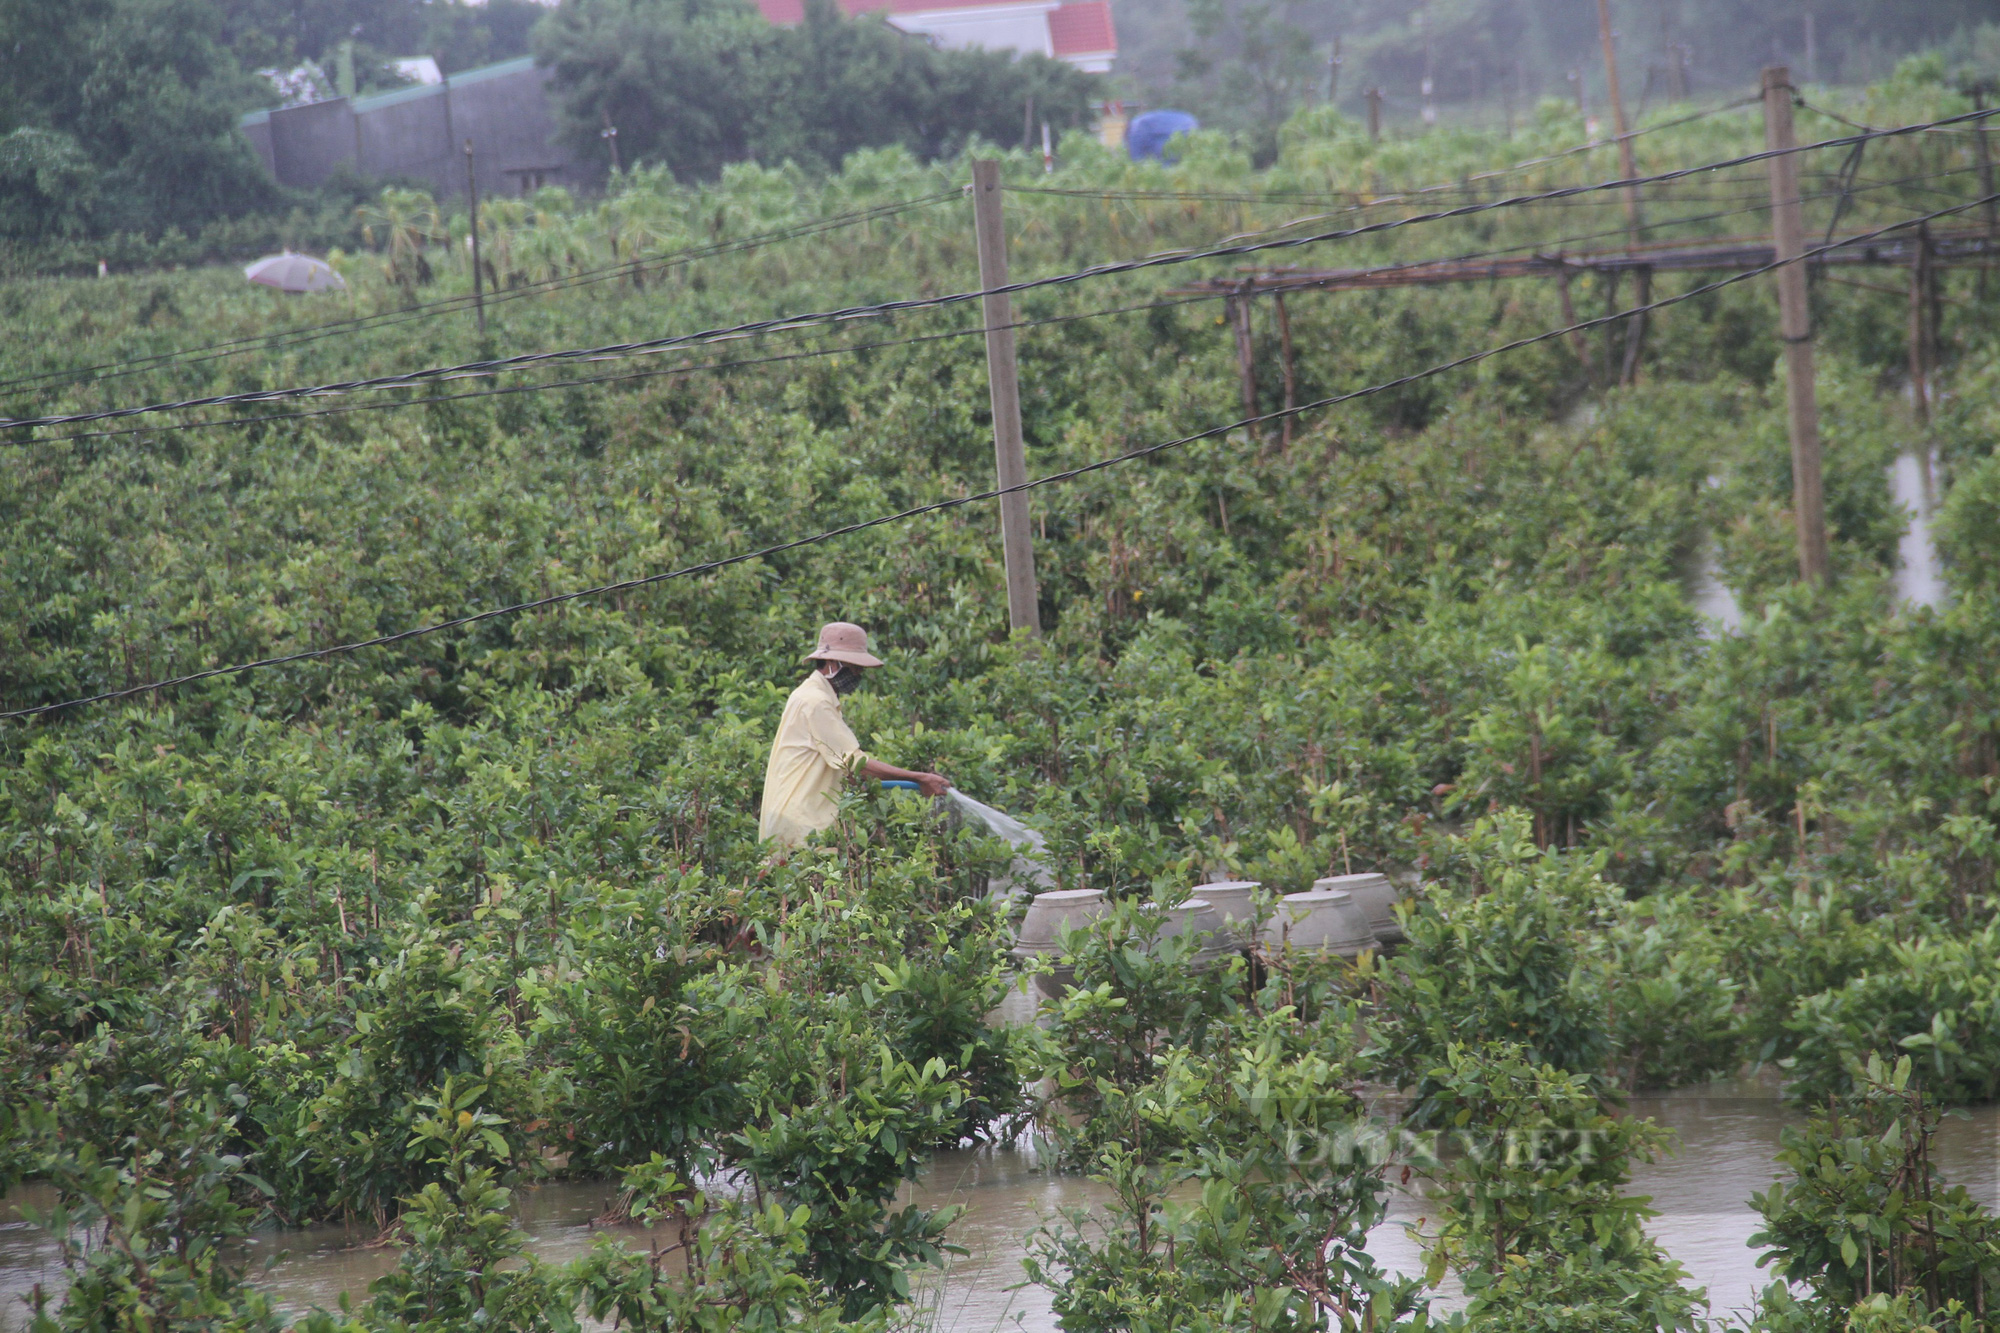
[0,52,1998,1331]
[736,1051,965,1318]
[1417,1042,1706,1332]
[569,1159,879,1333]
[304,927,537,1224]
[1371,814,1615,1119]
[1028,1008,1428,1332]
[361,1082,579,1333]
[534,0,1098,182]
[0,0,277,237]
[1749,1055,2000,1325]
[1784,925,2000,1107]
[19,1092,286,1333]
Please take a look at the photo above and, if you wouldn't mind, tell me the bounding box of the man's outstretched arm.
[861,756,951,797]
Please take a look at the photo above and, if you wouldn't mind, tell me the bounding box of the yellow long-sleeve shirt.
[759,672,870,846]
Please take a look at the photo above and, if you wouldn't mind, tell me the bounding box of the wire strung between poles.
[6,105,1992,438]
[18,168,1959,450]
[4,190,1988,725]
[0,191,964,399]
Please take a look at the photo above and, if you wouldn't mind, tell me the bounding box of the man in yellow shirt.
[759,622,951,847]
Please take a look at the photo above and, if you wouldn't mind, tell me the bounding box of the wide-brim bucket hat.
[806,621,885,668]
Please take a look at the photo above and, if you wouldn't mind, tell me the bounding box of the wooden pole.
[1762,67,1830,586]
[1555,264,1598,387]
[1601,270,1620,383]
[1909,225,1931,426]
[1972,85,1996,301]
[1620,266,1652,385]
[1598,0,1649,383]
[1366,88,1381,141]
[1275,292,1297,452]
[1230,292,1258,425]
[1596,0,1642,233]
[463,139,485,336]
[970,160,1041,637]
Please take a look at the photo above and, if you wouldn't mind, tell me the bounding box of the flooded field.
[7,1068,1998,1331]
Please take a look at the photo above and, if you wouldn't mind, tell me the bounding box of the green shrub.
[1027,1010,1427,1333]
[1416,1042,1706,1333]
[1750,1055,2000,1323]
[1370,813,1614,1120]
[1784,924,2000,1107]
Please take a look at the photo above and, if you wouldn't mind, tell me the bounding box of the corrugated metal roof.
[239,55,542,129]
[349,55,538,113]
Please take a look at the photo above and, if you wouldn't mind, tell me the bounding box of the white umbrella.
[243,252,346,293]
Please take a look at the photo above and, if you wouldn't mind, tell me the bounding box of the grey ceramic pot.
[1260,889,1377,958]
[1010,888,1107,999]
[1156,897,1231,964]
[1311,872,1406,945]
[1189,881,1259,942]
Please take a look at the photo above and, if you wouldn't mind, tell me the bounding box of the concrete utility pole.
[969,160,1041,637]
[1761,67,1830,586]
[1908,225,1937,427]
[1972,85,1998,242]
[1972,84,1998,301]
[1596,0,1642,233]
[463,140,485,335]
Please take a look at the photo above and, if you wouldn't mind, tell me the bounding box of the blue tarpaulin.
[1127,109,1200,162]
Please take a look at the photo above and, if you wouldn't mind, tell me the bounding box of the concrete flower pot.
[1189,881,1259,942]
[1261,889,1377,958]
[1312,872,1405,945]
[1010,888,1107,999]
[1157,897,1231,964]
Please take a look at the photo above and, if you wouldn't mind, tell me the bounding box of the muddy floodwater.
[6,1067,1999,1330]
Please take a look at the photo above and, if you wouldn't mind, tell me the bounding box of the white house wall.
[888,2,1059,58]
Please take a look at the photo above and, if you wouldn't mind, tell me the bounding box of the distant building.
[751,0,1117,74]
[239,56,600,201]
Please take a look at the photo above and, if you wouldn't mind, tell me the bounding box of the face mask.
[827,665,864,696]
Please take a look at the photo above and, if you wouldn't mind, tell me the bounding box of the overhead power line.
[4,191,1986,725]
[0,96,1766,402]
[6,105,1993,439]
[16,168,1957,450]
[0,192,962,399]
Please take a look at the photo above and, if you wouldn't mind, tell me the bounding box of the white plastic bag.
[945,790,1057,899]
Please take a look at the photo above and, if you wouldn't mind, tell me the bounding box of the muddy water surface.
[8,1073,1997,1330]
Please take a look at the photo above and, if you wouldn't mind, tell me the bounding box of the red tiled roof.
[753,0,1047,21]
[1047,1,1115,56]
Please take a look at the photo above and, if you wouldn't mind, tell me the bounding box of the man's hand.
[913,772,952,798]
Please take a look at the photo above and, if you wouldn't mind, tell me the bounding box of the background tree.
[535,0,1099,182]
[0,0,277,237]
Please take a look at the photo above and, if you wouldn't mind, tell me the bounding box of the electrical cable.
[0,191,962,398]
[1211,166,1969,245]
[4,190,1986,724]
[1795,97,1989,136]
[7,106,1993,438]
[18,169,1953,450]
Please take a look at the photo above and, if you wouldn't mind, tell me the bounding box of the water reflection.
[1890,450,1945,609]
[1686,538,1744,635]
